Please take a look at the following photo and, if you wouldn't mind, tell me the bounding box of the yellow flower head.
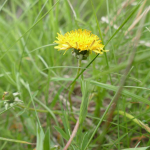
[54,29,107,55]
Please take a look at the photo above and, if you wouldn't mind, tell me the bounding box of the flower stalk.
[68,59,81,112]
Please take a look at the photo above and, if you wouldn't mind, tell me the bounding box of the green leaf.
[61,111,71,136]
[54,126,69,141]
[79,81,90,124]
[36,125,44,150]
[81,132,90,150]
[43,128,51,150]
[34,98,58,126]
[50,146,59,150]
[90,80,150,105]
[50,87,64,108]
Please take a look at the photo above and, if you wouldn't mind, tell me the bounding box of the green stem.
[68,59,81,112]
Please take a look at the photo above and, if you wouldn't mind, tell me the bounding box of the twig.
[68,60,81,112]
[135,0,147,19]
[67,0,77,18]
[125,5,150,36]
[104,0,135,34]
[63,119,79,150]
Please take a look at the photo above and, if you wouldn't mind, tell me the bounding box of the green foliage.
[79,80,90,125]
[43,128,51,150]
[36,125,51,150]
[0,0,150,149]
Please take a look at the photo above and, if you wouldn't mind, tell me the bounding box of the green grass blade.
[89,80,150,105]
[0,137,35,145]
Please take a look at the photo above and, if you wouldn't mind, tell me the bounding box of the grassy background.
[0,0,150,149]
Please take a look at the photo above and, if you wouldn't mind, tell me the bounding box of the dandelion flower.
[54,29,108,59]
